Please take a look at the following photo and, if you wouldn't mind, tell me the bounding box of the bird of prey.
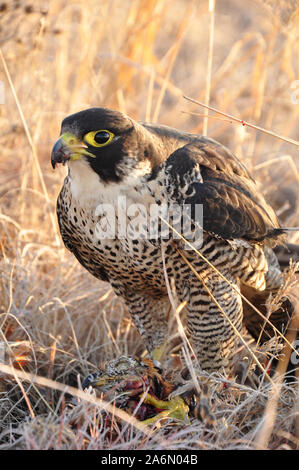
[51,107,292,374]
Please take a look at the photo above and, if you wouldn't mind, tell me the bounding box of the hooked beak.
[51,132,95,169]
[81,373,115,390]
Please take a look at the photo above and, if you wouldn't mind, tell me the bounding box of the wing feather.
[164,140,284,244]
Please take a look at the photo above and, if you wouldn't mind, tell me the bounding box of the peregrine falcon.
[51,107,291,373]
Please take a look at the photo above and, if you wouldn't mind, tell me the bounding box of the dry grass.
[0,0,299,450]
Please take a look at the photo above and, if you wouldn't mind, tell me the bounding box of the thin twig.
[183,94,299,148]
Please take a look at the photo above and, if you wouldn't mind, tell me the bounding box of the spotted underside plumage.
[52,107,292,374]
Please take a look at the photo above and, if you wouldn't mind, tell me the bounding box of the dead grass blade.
[254,155,299,184]
[152,3,193,122]
[0,362,156,440]
[10,364,35,420]
[0,49,60,247]
[254,299,299,449]
[202,0,215,136]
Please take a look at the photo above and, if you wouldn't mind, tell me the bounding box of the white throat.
[68,159,104,205]
[68,158,153,208]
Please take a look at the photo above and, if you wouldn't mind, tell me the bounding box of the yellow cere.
[60,131,81,146]
[60,132,96,159]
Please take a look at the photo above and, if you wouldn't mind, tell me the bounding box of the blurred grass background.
[0,0,298,449]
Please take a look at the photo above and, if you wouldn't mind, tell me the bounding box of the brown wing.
[165,139,284,245]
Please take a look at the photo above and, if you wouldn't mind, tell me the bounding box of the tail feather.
[274,243,299,269]
[241,284,293,344]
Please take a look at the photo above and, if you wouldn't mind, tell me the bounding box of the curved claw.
[169,375,216,427]
[152,359,163,373]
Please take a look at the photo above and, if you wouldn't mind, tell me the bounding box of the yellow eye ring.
[83,130,114,147]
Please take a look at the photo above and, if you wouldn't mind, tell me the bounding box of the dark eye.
[83,129,114,147]
[94,131,111,144]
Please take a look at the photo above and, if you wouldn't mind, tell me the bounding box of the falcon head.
[51,108,168,184]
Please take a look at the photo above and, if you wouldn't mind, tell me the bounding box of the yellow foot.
[151,345,167,363]
[141,393,190,425]
[170,380,216,427]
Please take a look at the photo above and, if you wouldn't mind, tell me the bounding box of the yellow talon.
[141,393,190,425]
